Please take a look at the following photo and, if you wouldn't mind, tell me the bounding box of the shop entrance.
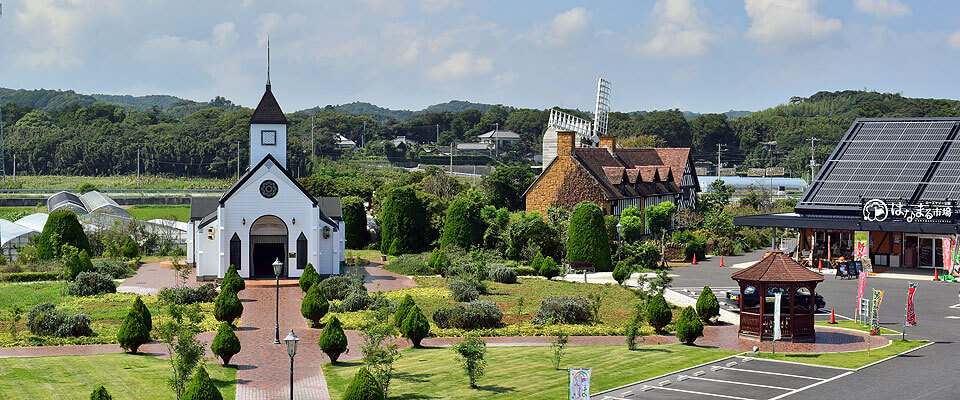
[903,235,943,269]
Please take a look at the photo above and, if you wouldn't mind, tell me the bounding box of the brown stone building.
[524,132,698,230]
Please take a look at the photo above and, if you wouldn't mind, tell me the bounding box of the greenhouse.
[0,219,41,261]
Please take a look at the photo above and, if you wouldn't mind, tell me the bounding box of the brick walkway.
[117,259,200,295]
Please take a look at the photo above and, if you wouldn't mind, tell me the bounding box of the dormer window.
[261,130,277,146]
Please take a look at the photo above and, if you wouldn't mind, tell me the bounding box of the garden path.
[117,259,200,295]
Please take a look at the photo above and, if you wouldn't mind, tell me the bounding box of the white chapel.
[187,53,344,280]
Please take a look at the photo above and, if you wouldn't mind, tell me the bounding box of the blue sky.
[1,0,959,113]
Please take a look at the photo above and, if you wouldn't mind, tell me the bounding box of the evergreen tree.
[299,263,321,293]
[318,316,349,363]
[695,286,720,324]
[211,322,241,365]
[566,201,612,272]
[300,283,330,326]
[440,190,484,249]
[402,305,430,347]
[379,186,428,255]
[342,196,369,249]
[539,256,560,280]
[675,306,704,345]
[181,367,223,400]
[393,294,415,328]
[117,297,151,353]
[646,293,672,334]
[220,264,245,294]
[213,288,243,326]
[132,295,152,332]
[612,261,631,285]
[37,210,91,260]
[342,367,385,400]
[89,385,112,400]
[532,252,544,274]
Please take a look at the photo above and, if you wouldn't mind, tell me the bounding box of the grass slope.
[756,339,929,369]
[0,354,235,400]
[5,175,233,190]
[324,344,734,399]
[127,205,191,222]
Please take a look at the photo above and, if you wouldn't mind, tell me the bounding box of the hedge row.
[0,271,60,282]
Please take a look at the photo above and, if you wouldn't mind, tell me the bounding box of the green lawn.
[0,206,46,220]
[127,204,192,222]
[0,354,235,400]
[4,175,233,190]
[756,339,929,369]
[0,282,218,347]
[815,319,899,334]
[324,344,735,399]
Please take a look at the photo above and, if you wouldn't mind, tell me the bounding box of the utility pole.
[716,143,726,175]
[311,114,315,170]
[237,141,240,180]
[808,137,820,183]
[436,124,439,144]
[136,149,141,187]
[0,105,5,184]
[450,139,455,173]
[12,153,15,183]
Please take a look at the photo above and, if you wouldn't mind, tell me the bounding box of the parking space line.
[721,367,826,381]
[734,356,852,371]
[645,385,758,400]
[684,375,794,391]
[768,371,854,400]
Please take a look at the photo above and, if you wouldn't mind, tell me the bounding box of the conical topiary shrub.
[675,306,704,345]
[211,322,241,366]
[181,367,223,400]
[132,295,152,332]
[646,293,672,334]
[394,294,415,328]
[214,288,243,326]
[532,252,544,275]
[90,385,112,400]
[539,256,560,280]
[117,297,151,353]
[301,283,329,327]
[402,304,430,347]
[318,315,348,363]
[299,263,320,293]
[695,286,720,324]
[612,261,631,285]
[221,264,245,294]
[342,367,385,400]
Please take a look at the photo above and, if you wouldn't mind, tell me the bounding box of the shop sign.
[862,199,957,223]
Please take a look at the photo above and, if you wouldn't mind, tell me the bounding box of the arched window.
[229,233,241,271]
[297,233,307,270]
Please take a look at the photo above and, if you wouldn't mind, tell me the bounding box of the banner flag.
[905,282,917,327]
[857,272,867,315]
[943,238,953,273]
[773,292,782,341]
[569,368,591,400]
[871,289,884,333]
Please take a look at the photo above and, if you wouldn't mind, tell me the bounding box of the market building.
[736,118,960,272]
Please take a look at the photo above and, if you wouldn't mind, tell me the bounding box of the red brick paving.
[117,259,200,295]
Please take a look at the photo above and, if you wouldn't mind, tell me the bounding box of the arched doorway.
[249,215,288,277]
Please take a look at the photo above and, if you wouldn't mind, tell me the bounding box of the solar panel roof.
[797,118,960,214]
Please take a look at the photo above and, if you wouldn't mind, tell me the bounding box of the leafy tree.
[211,322,241,366]
[90,385,112,400]
[342,196,369,249]
[637,110,691,147]
[213,289,243,326]
[401,304,430,347]
[506,212,562,261]
[696,286,720,324]
[646,293,672,334]
[62,246,95,281]
[359,323,402,398]
[300,283,330,326]
[612,261,631,285]
[624,301,645,350]
[220,264,245,294]
[379,186,428,255]
[440,189,484,249]
[704,211,736,238]
[531,252,544,274]
[451,336,487,388]
[539,256,560,280]
[298,263,320,293]
[646,201,677,267]
[37,210,91,260]
[481,165,535,211]
[318,316,349,363]
[181,367,223,400]
[691,113,737,155]
[78,182,98,194]
[698,179,734,215]
[619,205,645,243]
[566,201,612,272]
[675,306,704,345]
[120,237,140,260]
[342,367,385,400]
[394,294,415,328]
[117,296,152,353]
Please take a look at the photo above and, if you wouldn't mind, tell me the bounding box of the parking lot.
[672,286,741,313]
[596,356,852,400]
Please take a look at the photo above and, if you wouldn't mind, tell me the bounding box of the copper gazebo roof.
[731,250,824,283]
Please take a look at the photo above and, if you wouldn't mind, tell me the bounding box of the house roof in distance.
[731,250,824,283]
[478,129,520,139]
[249,85,288,125]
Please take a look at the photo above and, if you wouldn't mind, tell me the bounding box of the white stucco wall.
[249,123,287,169]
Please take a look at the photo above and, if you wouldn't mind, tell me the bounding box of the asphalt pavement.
[668,248,960,399]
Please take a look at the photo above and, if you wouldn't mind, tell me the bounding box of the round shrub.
[318,316,348,363]
[460,300,502,330]
[37,210,91,260]
[696,286,720,324]
[402,304,430,347]
[213,288,243,326]
[158,284,217,305]
[181,367,223,400]
[566,201,612,272]
[56,313,93,337]
[531,295,591,325]
[117,297,151,353]
[713,237,734,256]
[394,294,415,328]
[623,242,661,270]
[342,367,385,400]
[300,284,330,326]
[341,290,371,312]
[93,260,131,279]
[319,275,351,300]
[432,305,465,329]
[646,293,672,334]
[27,303,65,336]
[514,265,537,276]
[539,256,561,280]
[489,266,517,284]
[120,237,140,260]
[675,306,704,345]
[221,264,245,293]
[683,238,706,262]
[211,322,241,365]
[90,385,112,400]
[299,263,321,293]
[63,247,95,281]
[384,254,431,276]
[68,271,117,296]
[449,279,479,302]
[612,261,631,285]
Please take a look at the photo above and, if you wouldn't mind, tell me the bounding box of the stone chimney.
[599,136,616,152]
[557,131,576,157]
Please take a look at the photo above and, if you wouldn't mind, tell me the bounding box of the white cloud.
[419,0,462,13]
[13,0,125,67]
[493,71,519,86]
[637,0,711,59]
[212,22,239,46]
[853,0,911,18]
[425,51,493,81]
[745,0,841,48]
[529,7,592,47]
[949,30,960,50]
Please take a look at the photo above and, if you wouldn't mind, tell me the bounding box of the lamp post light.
[615,221,624,262]
[272,258,283,345]
[284,329,300,400]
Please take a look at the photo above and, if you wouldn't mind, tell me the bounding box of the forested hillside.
[0,88,957,180]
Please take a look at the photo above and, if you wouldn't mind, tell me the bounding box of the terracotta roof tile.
[731,251,825,283]
[602,166,625,185]
[625,169,640,184]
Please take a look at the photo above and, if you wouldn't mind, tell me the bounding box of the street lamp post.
[616,221,624,262]
[284,329,300,400]
[272,258,283,345]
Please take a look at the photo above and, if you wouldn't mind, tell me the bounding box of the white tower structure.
[249,39,288,168]
[542,78,613,169]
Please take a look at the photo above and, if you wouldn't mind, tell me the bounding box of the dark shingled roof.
[250,85,288,125]
[190,197,220,222]
[571,147,683,201]
[731,250,825,283]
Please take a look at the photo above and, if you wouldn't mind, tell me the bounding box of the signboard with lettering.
[862,199,958,223]
[569,369,591,400]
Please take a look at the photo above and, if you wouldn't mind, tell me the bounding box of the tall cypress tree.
[379,186,427,255]
[566,201,612,272]
[440,190,483,249]
[342,196,369,249]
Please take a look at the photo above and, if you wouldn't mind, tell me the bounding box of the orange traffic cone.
[934,268,940,282]
[829,308,837,324]
[719,255,725,267]
[818,259,822,273]
[693,253,697,265]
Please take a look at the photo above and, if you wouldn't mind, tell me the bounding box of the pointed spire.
[266,35,271,91]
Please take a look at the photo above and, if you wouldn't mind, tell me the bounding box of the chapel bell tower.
[248,38,288,168]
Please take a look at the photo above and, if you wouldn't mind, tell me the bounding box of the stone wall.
[525,131,609,216]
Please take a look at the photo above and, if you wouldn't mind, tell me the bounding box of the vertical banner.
[856,271,867,318]
[569,368,591,400]
[943,238,953,273]
[871,289,884,333]
[855,231,869,261]
[905,282,917,327]
[773,292,782,341]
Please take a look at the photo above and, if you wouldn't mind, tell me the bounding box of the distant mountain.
[682,110,753,120]
[91,93,190,112]
[423,100,498,114]
[0,88,98,112]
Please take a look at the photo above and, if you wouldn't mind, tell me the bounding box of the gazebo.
[731,250,824,342]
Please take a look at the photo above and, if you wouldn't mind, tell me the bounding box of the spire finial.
[266,35,271,91]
